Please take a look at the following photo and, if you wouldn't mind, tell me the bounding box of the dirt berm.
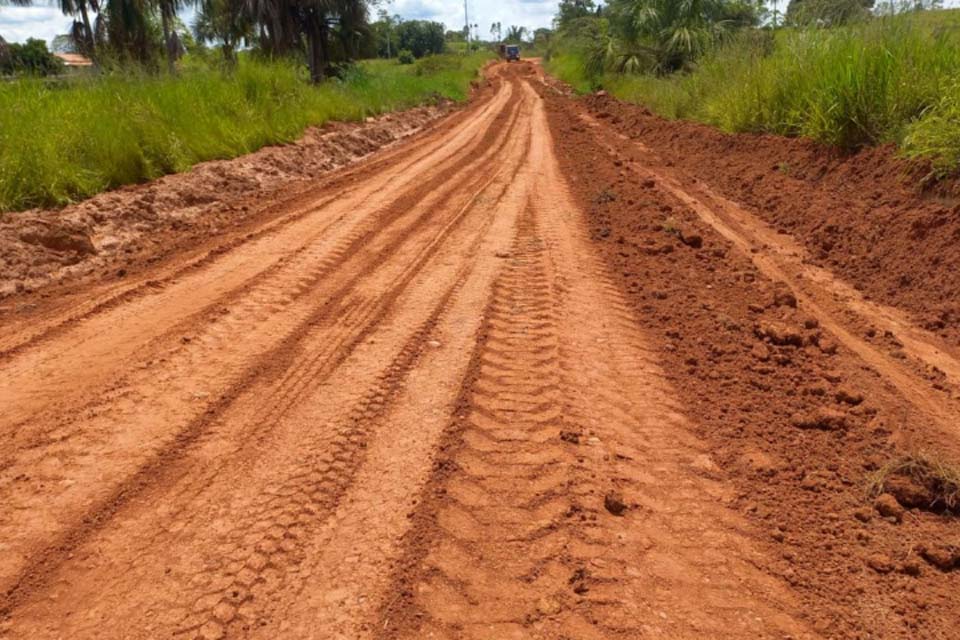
[539,79,960,638]
[581,93,960,347]
[0,101,455,303]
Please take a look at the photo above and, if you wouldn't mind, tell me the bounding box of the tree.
[605,0,744,73]
[395,19,444,58]
[0,37,65,75]
[490,20,502,42]
[194,0,251,64]
[58,0,99,57]
[504,25,527,42]
[371,9,400,57]
[245,0,298,55]
[335,0,368,60]
[556,0,596,28]
[158,0,191,72]
[97,0,157,64]
[0,34,9,70]
[533,27,553,48]
[244,0,371,83]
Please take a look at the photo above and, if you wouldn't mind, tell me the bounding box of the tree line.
[0,0,492,81]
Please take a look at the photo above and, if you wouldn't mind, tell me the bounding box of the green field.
[0,52,491,213]
[546,9,960,174]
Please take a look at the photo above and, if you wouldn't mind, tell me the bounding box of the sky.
[0,0,558,46]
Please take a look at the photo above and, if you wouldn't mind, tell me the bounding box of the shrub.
[414,54,463,76]
[395,20,445,59]
[902,79,960,176]
[397,49,415,65]
[0,38,64,77]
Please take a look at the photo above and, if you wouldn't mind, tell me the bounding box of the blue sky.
[0,0,558,45]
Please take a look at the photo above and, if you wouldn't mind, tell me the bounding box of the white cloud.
[386,0,556,35]
[0,6,73,44]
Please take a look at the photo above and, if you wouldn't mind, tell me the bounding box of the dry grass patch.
[868,452,960,513]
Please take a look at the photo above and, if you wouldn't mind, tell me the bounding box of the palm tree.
[246,0,299,55]
[194,0,251,64]
[97,0,153,63]
[504,24,526,43]
[608,0,733,73]
[0,34,9,68]
[157,0,192,72]
[375,8,398,57]
[58,0,99,57]
[336,0,367,60]
[245,0,369,83]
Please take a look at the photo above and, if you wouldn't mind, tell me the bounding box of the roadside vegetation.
[0,53,489,211]
[0,0,509,212]
[545,0,960,173]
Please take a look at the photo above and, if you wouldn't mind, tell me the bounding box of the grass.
[545,52,596,94]
[546,11,960,173]
[868,451,960,513]
[0,51,491,212]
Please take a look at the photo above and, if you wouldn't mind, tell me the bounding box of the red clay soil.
[538,83,960,638]
[580,94,960,348]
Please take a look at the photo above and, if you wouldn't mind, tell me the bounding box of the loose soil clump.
[869,453,960,513]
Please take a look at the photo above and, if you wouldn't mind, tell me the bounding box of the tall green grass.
[546,12,960,172]
[0,52,491,212]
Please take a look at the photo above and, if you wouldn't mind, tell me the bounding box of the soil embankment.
[580,93,960,347]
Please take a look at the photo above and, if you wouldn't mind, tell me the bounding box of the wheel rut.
[0,69,536,639]
[0,74,522,608]
[378,79,814,640]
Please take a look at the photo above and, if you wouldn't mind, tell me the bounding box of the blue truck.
[499,44,521,62]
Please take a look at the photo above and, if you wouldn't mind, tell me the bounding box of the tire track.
[380,76,815,640]
[574,109,960,439]
[0,80,515,438]
[0,79,519,460]
[0,78,527,613]
[2,64,826,640]
[0,78,508,364]
[0,74,536,639]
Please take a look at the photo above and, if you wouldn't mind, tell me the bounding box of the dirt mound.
[580,93,960,347]
[540,82,960,639]
[0,102,454,301]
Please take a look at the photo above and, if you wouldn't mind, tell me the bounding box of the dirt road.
[2,62,959,639]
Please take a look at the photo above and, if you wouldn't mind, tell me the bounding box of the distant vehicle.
[499,44,521,62]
